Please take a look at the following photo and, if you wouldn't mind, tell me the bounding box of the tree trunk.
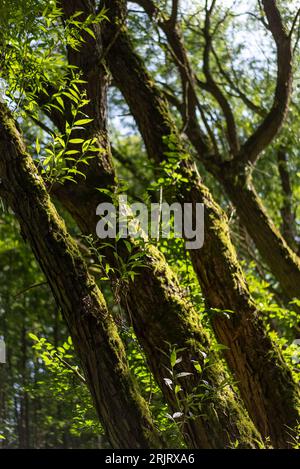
[220,168,300,301]
[186,171,300,448]
[0,102,164,449]
[183,108,300,303]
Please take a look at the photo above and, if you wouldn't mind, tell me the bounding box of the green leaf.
[123,240,132,253]
[172,412,183,419]
[170,348,177,368]
[176,372,192,378]
[193,362,202,373]
[55,136,65,148]
[55,96,64,109]
[65,150,80,155]
[69,138,84,144]
[174,384,181,395]
[36,137,40,154]
[71,10,84,19]
[74,118,93,126]
[84,27,96,39]
[28,333,39,342]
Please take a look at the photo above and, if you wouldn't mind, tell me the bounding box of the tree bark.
[180,100,300,303]
[0,102,164,449]
[220,166,300,299]
[277,149,297,249]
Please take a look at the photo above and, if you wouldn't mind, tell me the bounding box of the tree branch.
[211,46,266,118]
[134,0,215,157]
[201,0,240,156]
[170,0,179,27]
[235,0,293,168]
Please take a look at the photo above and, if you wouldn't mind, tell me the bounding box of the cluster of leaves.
[150,134,190,192]
[35,78,102,185]
[162,343,231,432]
[245,261,300,382]
[84,233,149,289]
[122,329,184,447]
[28,333,103,440]
[0,1,107,114]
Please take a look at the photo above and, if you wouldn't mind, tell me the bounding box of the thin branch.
[201,0,239,156]
[133,0,215,156]
[170,0,179,27]
[289,7,300,39]
[22,109,55,136]
[54,351,87,384]
[235,0,293,168]
[14,281,48,299]
[211,46,266,117]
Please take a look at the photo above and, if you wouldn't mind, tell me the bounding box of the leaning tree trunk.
[0,102,165,449]
[185,170,300,449]
[220,168,300,300]
[102,0,300,447]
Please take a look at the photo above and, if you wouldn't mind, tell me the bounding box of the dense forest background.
[0,0,300,449]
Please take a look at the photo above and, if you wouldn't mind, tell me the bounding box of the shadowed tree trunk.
[277,149,297,250]
[217,167,300,297]
[101,0,300,447]
[0,102,165,449]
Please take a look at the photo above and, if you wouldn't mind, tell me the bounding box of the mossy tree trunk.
[186,173,300,449]
[102,0,300,447]
[220,168,300,300]
[0,102,165,449]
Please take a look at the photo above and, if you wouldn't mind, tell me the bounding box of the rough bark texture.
[102,0,300,447]
[57,185,262,448]
[121,244,263,449]
[0,102,165,449]
[186,173,300,449]
[219,167,300,299]
[277,149,297,250]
